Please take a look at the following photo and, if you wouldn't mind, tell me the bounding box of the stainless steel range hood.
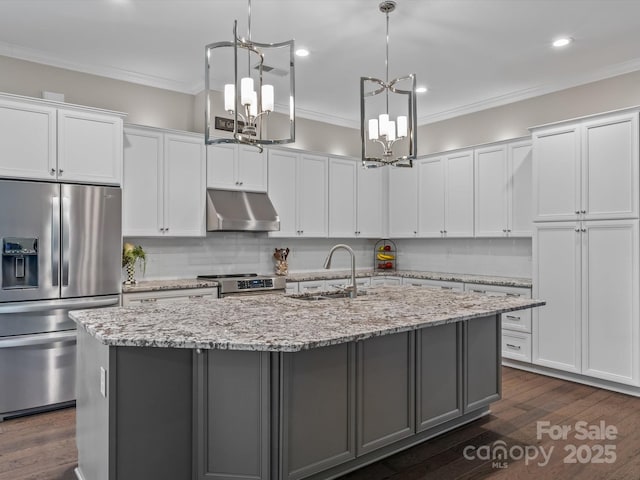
[206,189,280,232]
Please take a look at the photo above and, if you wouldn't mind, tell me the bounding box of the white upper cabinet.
[123,126,205,237]
[474,140,532,237]
[207,143,267,192]
[328,158,384,238]
[356,165,384,238]
[268,150,328,238]
[0,97,56,180]
[388,166,418,237]
[444,149,474,237]
[0,95,123,185]
[533,111,638,222]
[57,109,123,185]
[417,157,445,237]
[328,157,357,237]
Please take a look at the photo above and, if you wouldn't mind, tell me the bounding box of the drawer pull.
[440,286,453,290]
[189,295,204,299]
[505,315,520,320]
[140,298,158,303]
[471,289,486,294]
[506,343,521,350]
[506,292,522,297]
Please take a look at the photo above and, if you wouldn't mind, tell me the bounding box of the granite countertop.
[71,285,544,352]
[122,278,219,293]
[286,270,532,288]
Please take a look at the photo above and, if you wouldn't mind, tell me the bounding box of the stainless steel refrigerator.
[0,179,121,419]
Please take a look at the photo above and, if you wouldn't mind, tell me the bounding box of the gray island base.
[70,286,543,480]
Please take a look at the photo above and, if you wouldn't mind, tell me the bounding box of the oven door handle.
[0,330,76,348]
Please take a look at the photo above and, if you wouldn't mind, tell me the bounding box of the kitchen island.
[70,286,543,480]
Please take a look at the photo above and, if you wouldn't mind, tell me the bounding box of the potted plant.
[122,242,146,285]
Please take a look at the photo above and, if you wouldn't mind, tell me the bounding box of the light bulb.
[378,114,389,137]
[241,78,254,105]
[261,85,274,112]
[368,119,379,140]
[249,91,258,117]
[224,84,235,112]
[387,121,396,141]
[397,116,407,138]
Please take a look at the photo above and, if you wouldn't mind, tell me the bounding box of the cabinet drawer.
[402,278,463,291]
[502,332,531,362]
[297,280,326,293]
[122,287,218,306]
[501,310,532,333]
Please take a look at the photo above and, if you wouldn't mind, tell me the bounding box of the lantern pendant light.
[361,1,417,167]
[205,0,295,150]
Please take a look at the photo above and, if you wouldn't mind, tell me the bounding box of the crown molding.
[0,41,199,95]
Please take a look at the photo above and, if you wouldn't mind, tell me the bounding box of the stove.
[197,273,286,297]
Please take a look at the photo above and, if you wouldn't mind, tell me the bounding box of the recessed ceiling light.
[416,86,428,93]
[295,48,310,57]
[552,37,573,48]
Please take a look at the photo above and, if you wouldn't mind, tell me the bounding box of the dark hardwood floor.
[2,367,640,480]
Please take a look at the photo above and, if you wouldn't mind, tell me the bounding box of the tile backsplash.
[124,234,532,281]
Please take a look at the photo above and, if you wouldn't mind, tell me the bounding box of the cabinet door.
[356,166,384,238]
[388,167,418,237]
[0,99,56,180]
[281,344,356,480]
[417,157,445,238]
[532,126,580,221]
[206,143,237,189]
[474,145,508,237]
[444,150,474,237]
[268,150,298,238]
[582,220,639,385]
[122,127,164,236]
[57,109,122,185]
[464,316,501,412]
[164,133,206,236]
[195,350,270,480]
[532,222,581,373]
[298,154,328,237]
[329,158,357,237]
[357,332,414,455]
[508,140,533,237]
[237,146,267,192]
[582,114,639,220]
[416,323,462,431]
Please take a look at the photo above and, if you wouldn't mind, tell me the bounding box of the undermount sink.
[290,290,370,301]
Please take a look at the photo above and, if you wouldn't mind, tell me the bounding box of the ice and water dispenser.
[2,237,38,289]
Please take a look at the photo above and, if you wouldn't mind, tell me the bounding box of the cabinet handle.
[575,210,580,215]
[140,298,158,303]
[581,210,586,214]
[505,314,520,320]
[581,228,586,232]
[506,343,521,350]
[502,229,507,233]
[471,289,486,294]
[50,168,56,176]
[58,169,63,175]
[189,295,204,299]
[575,227,580,232]
[440,286,453,290]
[196,348,202,355]
[507,229,512,233]
[239,181,243,186]
[505,293,521,297]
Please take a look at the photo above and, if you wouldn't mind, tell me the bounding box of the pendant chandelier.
[205,0,295,150]
[361,1,417,168]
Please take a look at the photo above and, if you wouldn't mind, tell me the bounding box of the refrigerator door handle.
[0,330,76,349]
[61,195,70,287]
[0,296,120,314]
[51,196,60,287]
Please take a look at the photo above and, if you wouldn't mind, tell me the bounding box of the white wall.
[124,235,376,280]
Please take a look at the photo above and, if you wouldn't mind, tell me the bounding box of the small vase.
[124,262,136,285]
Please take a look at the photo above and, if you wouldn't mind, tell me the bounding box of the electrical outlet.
[100,366,107,398]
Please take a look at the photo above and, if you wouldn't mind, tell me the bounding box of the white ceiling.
[1,0,640,128]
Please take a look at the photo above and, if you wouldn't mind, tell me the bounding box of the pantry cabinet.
[533,112,639,222]
[123,126,205,237]
[328,158,384,238]
[0,94,123,185]
[268,150,328,238]
[474,140,532,237]
[207,143,267,192]
[533,220,639,385]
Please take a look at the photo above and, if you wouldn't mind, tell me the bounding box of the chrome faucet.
[323,244,357,299]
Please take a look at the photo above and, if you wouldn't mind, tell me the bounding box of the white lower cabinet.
[325,277,371,291]
[297,280,326,294]
[370,276,403,286]
[122,287,218,306]
[464,283,532,362]
[533,220,640,386]
[285,282,299,295]
[401,277,463,292]
[123,126,206,237]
